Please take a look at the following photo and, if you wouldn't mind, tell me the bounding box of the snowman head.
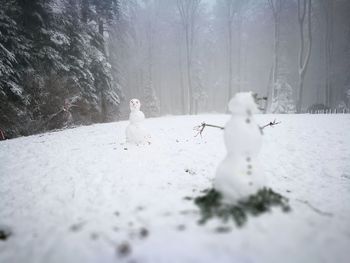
[228,92,259,115]
[130,98,141,111]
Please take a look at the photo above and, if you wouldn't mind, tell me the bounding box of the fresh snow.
[0,114,350,263]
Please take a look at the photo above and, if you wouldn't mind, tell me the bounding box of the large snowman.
[214,92,266,203]
[125,99,151,145]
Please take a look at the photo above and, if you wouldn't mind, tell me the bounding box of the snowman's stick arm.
[194,119,280,137]
[193,122,224,137]
[203,123,225,130]
[259,119,281,130]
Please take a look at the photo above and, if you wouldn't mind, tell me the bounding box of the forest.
[1,0,350,138]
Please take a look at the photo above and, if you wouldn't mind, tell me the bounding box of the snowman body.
[214,92,265,203]
[125,99,151,144]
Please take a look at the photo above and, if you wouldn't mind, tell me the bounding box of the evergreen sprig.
[195,187,290,227]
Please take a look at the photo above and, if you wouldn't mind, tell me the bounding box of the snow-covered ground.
[1,114,350,263]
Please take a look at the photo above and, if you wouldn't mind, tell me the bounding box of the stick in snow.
[194,119,281,137]
[296,199,333,217]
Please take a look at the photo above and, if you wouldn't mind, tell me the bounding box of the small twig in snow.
[296,199,333,217]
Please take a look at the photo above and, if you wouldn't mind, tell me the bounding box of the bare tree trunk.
[225,0,235,104]
[147,10,156,112]
[265,65,273,113]
[177,0,201,115]
[178,34,186,115]
[98,18,108,122]
[267,0,283,112]
[185,26,193,114]
[194,100,198,115]
[237,15,242,93]
[324,0,334,107]
[224,0,241,102]
[228,19,233,101]
[297,0,312,113]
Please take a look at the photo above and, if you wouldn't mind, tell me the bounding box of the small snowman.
[125,99,151,145]
[214,92,266,203]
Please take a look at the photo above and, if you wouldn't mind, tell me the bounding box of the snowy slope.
[0,114,350,263]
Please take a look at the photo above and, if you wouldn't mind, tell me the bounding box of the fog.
[1,0,349,138]
[107,0,350,117]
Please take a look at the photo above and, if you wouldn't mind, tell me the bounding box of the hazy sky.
[203,0,215,9]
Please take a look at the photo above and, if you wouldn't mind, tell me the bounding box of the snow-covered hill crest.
[1,114,350,263]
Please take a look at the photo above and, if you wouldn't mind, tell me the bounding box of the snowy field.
[1,114,350,263]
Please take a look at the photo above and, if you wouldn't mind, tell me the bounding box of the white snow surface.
[1,114,350,263]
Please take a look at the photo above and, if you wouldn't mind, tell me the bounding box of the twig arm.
[259,119,281,130]
[194,119,280,137]
[203,123,225,130]
[193,122,224,137]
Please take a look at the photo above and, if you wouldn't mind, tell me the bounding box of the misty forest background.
[1,0,350,138]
